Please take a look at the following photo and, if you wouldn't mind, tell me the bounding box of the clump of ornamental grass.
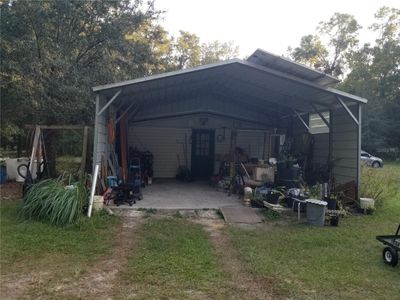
[20,176,89,226]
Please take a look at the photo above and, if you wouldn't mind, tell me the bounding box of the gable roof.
[247,48,340,87]
[92,49,366,127]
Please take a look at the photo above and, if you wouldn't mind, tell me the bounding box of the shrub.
[20,177,89,226]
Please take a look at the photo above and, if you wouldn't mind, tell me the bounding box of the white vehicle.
[361,150,383,168]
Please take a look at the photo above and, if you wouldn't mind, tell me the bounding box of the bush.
[20,177,89,226]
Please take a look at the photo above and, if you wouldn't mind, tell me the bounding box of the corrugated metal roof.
[247,48,340,87]
[92,52,367,122]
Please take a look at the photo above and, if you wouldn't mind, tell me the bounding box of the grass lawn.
[228,163,400,299]
[0,199,120,276]
[118,218,234,299]
[1,163,398,299]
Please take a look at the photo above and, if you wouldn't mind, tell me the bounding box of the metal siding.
[214,128,232,173]
[332,106,359,185]
[236,131,266,158]
[128,117,271,178]
[128,126,192,178]
[313,133,330,164]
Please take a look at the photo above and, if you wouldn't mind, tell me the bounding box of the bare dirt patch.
[0,215,143,299]
[49,216,143,299]
[193,217,281,300]
[0,181,23,201]
[1,271,51,300]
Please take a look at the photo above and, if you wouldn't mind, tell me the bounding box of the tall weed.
[360,165,400,207]
[20,177,89,226]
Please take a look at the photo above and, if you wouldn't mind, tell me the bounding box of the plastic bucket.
[0,166,6,184]
[306,199,327,226]
[93,195,104,212]
[107,176,118,187]
[265,191,280,204]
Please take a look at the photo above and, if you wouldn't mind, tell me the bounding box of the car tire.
[383,246,398,267]
[372,161,381,168]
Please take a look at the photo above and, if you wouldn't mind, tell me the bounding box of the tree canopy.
[1,1,399,159]
[289,7,400,155]
[0,0,239,147]
[288,13,361,77]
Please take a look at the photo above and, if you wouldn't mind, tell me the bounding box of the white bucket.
[306,199,327,227]
[93,195,104,212]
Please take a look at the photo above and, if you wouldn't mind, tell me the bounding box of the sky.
[155,0,399,58]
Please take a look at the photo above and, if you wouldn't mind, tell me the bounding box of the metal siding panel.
[236,131,266,158]
[128,123,271,177]
[313,133,329,164]
[128,126,192,178]
[332,107,358,185]
[214,128,232,173]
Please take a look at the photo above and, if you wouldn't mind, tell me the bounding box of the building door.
[191,129,215,179]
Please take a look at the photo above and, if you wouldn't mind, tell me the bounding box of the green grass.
[0,200,120,274]
[120,218,232,299]
[361,161,400,207]
[228,163,400,299]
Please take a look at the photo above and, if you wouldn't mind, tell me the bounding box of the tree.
[200,40,239,65]
[171,31,239,69]
[0,0,164,175]
[173,30,201,69]
[1,0,241,176]
[341,7,400,152]
[289,13,361,77]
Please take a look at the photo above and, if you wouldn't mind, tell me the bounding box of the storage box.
[255,167,275,182]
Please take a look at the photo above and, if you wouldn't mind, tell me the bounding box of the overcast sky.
[155,0,399,58]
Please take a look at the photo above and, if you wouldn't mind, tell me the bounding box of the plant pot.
[327,198,337,210]
[330,216,339,226]
[265,191,280,204]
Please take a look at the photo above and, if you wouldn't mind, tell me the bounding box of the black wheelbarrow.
[376,224,400,267]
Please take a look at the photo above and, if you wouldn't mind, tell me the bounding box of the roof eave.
[92,58,242,93]
[92,58,367,104]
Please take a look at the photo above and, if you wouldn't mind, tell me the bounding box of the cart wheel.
[383,247,398,267]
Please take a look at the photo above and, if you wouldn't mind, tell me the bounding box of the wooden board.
[220,206,263,224]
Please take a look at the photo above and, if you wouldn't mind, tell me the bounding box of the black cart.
[376,224,400,267]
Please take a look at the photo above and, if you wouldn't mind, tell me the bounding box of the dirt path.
[193,217,280,300]
[2,208,279,299]
[53,214,143,299]
[0,214,143,300]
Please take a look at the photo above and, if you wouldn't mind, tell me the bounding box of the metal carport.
[92,49,367,199]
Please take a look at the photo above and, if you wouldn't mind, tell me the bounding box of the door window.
[196,133,210,156]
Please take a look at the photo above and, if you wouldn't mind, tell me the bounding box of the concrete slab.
[220,206,263,224]
[111,180,242,209]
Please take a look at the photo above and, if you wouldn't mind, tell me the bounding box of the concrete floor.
[114,179,243,209]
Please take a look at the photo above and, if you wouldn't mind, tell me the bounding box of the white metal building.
[92,49,367,198]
